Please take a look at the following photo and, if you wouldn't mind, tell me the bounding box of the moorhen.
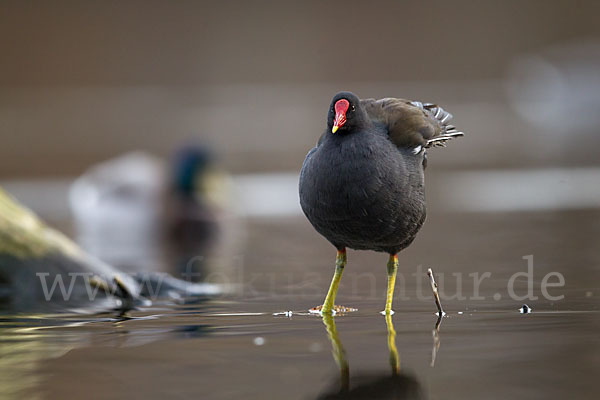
[299,91,463,314]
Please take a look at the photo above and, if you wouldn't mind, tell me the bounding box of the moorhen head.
[299,91,463,314]
[327,91,370,134]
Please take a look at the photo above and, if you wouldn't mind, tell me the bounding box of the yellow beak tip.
[332,126,339,133]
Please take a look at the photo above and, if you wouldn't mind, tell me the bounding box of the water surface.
[1,210,599,399]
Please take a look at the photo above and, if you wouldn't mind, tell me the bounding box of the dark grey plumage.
[299,91,462,255]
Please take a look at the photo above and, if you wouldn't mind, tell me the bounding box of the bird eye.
[351,105,356,111]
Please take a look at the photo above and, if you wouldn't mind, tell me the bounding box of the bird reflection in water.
[322,313,350,391]
[318,313,443,400]
[431,314,443,368]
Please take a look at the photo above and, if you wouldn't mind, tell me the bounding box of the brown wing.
[361,98,463,150]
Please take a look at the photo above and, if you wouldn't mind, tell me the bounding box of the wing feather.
[361,98,464,149]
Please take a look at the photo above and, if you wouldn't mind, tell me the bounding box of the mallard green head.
[173,146,213,197]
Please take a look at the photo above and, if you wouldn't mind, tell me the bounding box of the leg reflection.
[318,314,424,399]
[385,313,400,375]
[322,314,349,392]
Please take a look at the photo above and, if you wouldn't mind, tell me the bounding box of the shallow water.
[1,210,600,399]
[2,304,598,399]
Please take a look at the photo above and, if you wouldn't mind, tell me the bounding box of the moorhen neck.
[299,91,463,314]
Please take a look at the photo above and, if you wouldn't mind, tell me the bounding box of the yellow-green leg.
[320,249,347,314]
[385,254,399,314]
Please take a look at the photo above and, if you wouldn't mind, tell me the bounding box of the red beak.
[332,99,350,133]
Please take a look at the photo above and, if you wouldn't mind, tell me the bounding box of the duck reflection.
[318,314,443,400]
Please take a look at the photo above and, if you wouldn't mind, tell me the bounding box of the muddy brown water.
[1,209,599,399]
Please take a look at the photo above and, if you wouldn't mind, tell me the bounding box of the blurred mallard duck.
[69,147,233,279]
[69,151,168,271]
[167,146,231,279]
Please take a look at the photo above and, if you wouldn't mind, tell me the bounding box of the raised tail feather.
[410,101,465,148]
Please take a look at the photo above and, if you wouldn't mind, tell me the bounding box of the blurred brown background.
[1,4,600,399]
[1,0,600,177]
